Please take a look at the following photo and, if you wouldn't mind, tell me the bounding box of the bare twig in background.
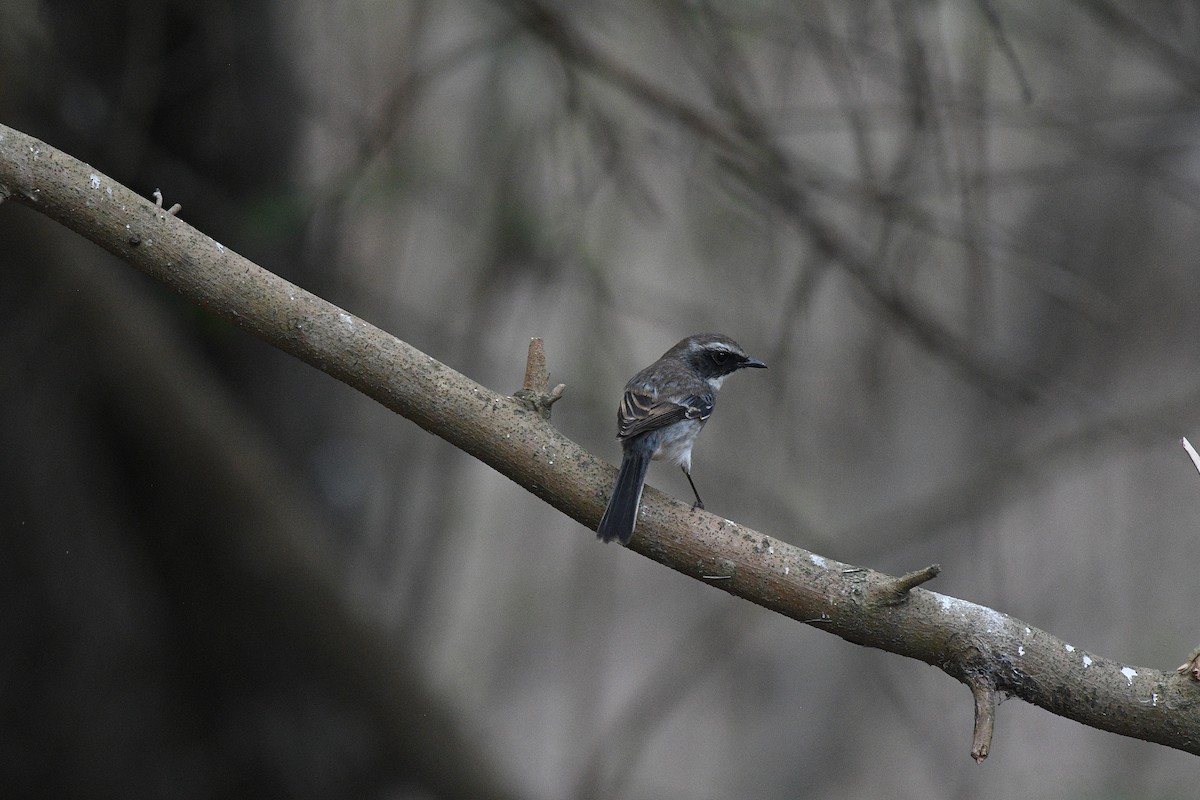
[495,0,1041,400]
[974,0,1035,103]
[1180,436,1200,476]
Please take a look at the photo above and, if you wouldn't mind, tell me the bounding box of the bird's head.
[668,333,767,386]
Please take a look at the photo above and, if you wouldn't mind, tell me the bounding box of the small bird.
[596,333,766,544]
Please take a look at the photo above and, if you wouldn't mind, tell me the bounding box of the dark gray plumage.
[596,334,766,544]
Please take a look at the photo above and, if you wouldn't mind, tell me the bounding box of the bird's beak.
[744,358,767,369]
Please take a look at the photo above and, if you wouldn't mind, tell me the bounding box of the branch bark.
[3,121,1199,760]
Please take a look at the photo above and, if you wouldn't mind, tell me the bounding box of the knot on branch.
[513,337,566,420]
[866,563,941,606]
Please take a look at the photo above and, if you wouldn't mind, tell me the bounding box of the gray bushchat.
[596,333,766,544]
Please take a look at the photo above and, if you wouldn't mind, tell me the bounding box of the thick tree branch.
[3,122,1199,760]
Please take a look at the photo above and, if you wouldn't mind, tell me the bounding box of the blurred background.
[4,1,1200,797]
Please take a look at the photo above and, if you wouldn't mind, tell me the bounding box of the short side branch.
[868,563,941,605]
[515,337,566,419]
[970,680,998,763]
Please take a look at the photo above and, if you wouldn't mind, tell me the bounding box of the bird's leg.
[682,466,704,509]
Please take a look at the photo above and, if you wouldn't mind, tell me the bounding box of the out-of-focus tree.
[4,1,1200,797]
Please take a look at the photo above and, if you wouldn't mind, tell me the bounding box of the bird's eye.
[710,351,730,366]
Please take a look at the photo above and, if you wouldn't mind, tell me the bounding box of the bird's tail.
[597,448,651,544]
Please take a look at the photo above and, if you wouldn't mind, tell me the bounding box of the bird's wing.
[617,390,714,440]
